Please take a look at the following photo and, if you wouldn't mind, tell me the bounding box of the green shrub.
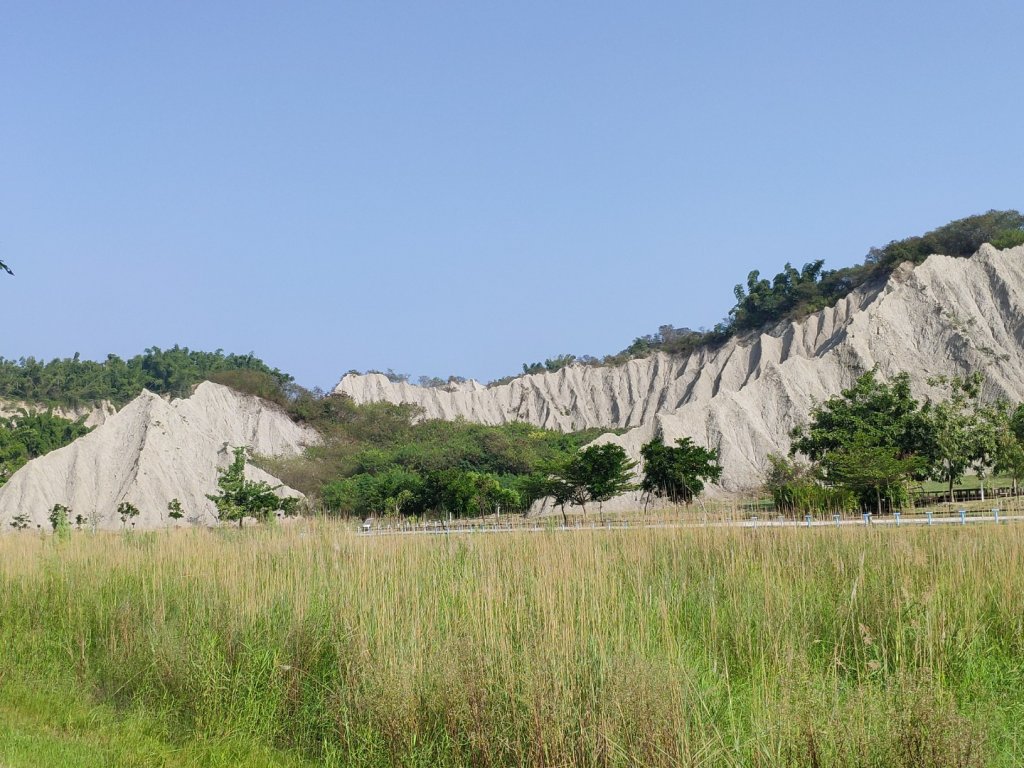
[48,503,71,540]
[771,481,856,516]
[991,228,1024,250]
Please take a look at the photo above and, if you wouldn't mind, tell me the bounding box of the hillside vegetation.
[0,410,91,486]
[257,390,612,518]
[0,346,293,408]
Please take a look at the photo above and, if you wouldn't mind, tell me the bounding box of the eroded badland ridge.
[2,243,1022,528]
[337,245,1024,490]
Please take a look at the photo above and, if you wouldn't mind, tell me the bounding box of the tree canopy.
[993,403,1024,491]
[790,371,931,462]
[208,447,299,527]
[0,410,91,485]
[790,370,932,512]
[547,443,638,522]
[921,373,998,503]
[0,346,293,407]
[640,435,722,505]
[274,398,610,520]
[866,209,1024,268]
[787,368,1022,512]
[822,436,924,515]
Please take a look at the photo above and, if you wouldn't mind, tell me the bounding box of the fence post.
[804,514,811,528]
[959,509,966,525]
[894,511,901,527]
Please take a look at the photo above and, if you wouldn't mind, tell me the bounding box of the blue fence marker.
[927,511,933,525]
[959,509,967,525]
[805,514,812,528]
[993,508,1000,523]
[894,511,901,526]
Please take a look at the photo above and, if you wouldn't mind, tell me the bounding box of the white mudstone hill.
[336,244,1024,491]
[0,381,320,531]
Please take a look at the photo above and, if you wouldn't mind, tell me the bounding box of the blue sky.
[1,1,1022,388]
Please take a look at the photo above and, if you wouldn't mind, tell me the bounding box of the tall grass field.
[1,522,1023,766]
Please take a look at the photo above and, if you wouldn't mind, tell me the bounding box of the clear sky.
[2,1,1022,389]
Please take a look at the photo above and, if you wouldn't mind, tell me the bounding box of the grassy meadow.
[1,522,1023,767]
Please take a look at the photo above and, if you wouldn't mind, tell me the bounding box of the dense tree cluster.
[604,326,709,365]
[261,399,612,520]
[728,260,860,333]
[640,435,722,506]
[547,443,638,523]
[866,209,1024,268]
[0,346,293,407]
[730,211,1024,336]
[784,369,1024,514]
[521,354,580,376]
[268,393,729,521]
[0,410,91,485]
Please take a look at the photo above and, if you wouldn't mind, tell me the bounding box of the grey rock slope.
[0,381,320,530]
[337,244,1024,491]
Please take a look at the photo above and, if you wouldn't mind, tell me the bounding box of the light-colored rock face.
[336,245,1024,491]
[0,381,321,531]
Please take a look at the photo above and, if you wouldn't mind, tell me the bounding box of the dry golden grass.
[2,521,1023,766]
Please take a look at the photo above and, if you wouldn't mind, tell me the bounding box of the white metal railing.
[356,507,1019,536]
